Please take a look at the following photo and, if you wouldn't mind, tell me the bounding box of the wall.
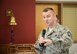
[0,0,35,44]
[63,4,77,42]
[36,0,77,2]
[69,43,77,54]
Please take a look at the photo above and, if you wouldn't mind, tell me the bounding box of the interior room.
[0,0,77,54]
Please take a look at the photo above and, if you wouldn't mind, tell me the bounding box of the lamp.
[9,16,17,25]
[6,9,17,44]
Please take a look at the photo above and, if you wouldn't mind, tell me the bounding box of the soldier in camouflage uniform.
[34,8,72,54]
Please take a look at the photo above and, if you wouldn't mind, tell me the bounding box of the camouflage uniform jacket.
[34,23,72,54]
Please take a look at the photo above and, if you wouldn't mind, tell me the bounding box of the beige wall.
[63,4,77,42]
[36,3,58,40]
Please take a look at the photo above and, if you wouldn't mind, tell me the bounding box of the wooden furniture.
[0,44,36,54]
[0,44,9,54]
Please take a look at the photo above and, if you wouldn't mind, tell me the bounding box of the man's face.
[42,10,56,27]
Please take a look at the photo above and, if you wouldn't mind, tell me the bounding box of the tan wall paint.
[63,5,77,42]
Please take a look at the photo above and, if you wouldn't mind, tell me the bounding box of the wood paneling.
[0,44,36,54]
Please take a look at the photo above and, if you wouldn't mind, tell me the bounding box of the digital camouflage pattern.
[34,23,72,54]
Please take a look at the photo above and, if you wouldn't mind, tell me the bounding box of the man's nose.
[44,18,48,22]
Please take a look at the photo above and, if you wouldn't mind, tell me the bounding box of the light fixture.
[6,9,17,25]
[6,9,17,44]
[6,9,13,17]
[9,16,17,25]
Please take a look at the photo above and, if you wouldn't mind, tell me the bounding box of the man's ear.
[54,15,57,21]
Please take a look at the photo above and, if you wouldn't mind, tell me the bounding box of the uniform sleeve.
[51,27,73,49]
[61,30,72,49]
[34,31,43,53]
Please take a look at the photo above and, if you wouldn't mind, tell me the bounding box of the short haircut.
[43,8,59,19]
[43,8,54,12]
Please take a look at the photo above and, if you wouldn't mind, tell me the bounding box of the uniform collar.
[46,23,60,36]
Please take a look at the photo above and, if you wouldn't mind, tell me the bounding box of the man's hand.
[39,37,52,46]
[43,39,52,46]
[39,36,44,44]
